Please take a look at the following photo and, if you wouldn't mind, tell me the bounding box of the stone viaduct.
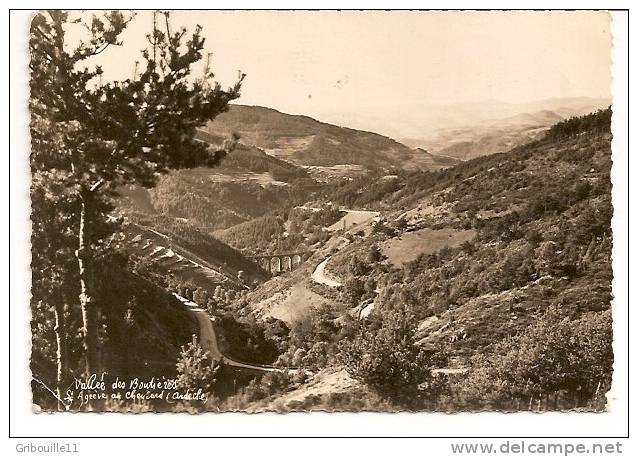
[249,251,312,274]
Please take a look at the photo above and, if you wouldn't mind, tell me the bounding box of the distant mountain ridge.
[404,102,611,161]
[315,96,611,140]
[203,104,455,171]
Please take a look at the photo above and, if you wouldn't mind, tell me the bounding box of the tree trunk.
[76,194,99,377]
[53,301,67,410]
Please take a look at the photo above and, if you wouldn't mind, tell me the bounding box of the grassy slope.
[204,104,454,170]
[254,282,335,325]
[380,228,477,266]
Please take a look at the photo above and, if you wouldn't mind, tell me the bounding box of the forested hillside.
[215,207,343,255]
[146,169,310,231]
[110,107,615,413]
[227,108,614,412]
[32,255,199,411]
[117,136,319,232]
[215,215,292,255]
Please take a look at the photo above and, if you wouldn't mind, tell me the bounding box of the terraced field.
[123,224,247,290]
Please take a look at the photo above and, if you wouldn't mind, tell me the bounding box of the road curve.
[311,257,343,288]
[173,293,294,373]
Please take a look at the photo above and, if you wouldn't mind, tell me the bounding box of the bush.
[338,308,433,408]
[451,307,612,410]
[176,336,220,393]
[342,277,366,306]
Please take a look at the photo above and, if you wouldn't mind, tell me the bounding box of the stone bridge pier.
[251,252,309,275]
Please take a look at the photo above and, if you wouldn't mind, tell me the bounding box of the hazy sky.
[73,10,612,119]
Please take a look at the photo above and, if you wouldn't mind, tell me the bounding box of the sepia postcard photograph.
[17,7,626,421]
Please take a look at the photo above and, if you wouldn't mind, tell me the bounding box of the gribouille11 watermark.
[15,442,79,453]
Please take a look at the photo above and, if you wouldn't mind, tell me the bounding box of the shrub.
[338,308,433,408]
[176,335,220,393]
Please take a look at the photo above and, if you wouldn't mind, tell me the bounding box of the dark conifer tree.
[30,11,243,395]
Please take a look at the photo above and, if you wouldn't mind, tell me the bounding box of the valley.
[109,107,613,412]
[25,9,618,420]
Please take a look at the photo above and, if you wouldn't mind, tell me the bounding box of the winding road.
[310,256,377,319]
[173,293,295,373]
[311,256,343,288]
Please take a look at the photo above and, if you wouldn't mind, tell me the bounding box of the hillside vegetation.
[116,105,465,237]
[98,107,615,413]
[123,212,267,285]
[147,168,311,231]
[117,137,319,233]
[204,104,455,170]
[32,256,198,410]
[215,206,344,255]
[225,108,614,412]
[196,131,312,182]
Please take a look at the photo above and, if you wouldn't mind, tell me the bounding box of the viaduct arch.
[249,251,311,274]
